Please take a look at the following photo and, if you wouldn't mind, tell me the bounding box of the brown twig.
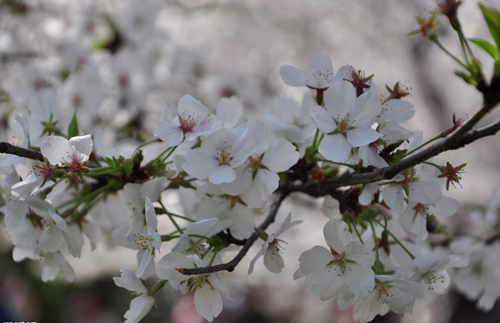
[177,187,290,275]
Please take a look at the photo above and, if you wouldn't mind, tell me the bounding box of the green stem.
[148,280,168,297]
[431,38,468,69]
[60,183,113,213]
[422,161,441,170]
[161,145,178,162]
[159,199,184,234]
[373,218,415,260]
[134,138,161,155]
[163,210,195,222]
[351,222,365,244]
[312,129,320,151]
[314,157,357,169]
[368,220,382,274]
[161,234,180,242]
[404,135,443,157]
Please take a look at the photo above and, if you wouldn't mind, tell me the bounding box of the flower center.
[179,116,196,133]
[335,114,354,134]
[215,142,233,165]
[134,233,154,249]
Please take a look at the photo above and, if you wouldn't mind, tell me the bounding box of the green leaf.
[123,159,133,176]
[67,112,79,138]
[469,38,500,60]
[479,3,500,50]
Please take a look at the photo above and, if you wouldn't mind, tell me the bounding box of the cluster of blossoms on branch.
[2,0,500,322]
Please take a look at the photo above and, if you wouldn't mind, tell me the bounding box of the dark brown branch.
[285,99,500,196]
[177,187,290,275]
[0,142,44,161]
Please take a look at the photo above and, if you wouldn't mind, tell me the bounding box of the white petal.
[41,136,72,165]
[346,126,381,148]
[124,294,155,323]
[209,165,237,184]
[194,285,223,322]
[262,139,299,172]
[183,149,219,180]
[310,105,336,133]
[279,65,306,87]
[153,122,183,147]
[263,248,284,273]
[318,134,352,163]
[68,134,93,162]
[382,184,405,214]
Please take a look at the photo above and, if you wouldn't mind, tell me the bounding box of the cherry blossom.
[279,49,353,90]
[310,81,383,163]
[183,124,256,185]
[156,252,230,322]
[248,213,302,274]
[295,219,375,300]
[154,94,215,147]
[114,268,155,323]
[41,134,93,173]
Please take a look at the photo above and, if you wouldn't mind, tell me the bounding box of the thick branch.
[177,187,290,275]
[286,100,500,196]
[0,142,44,162]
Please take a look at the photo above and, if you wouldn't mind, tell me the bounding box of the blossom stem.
[159,199,184,234]
[373,218,416,260]
[148,280,168,297]
[312,129,320,151]
[422,161,441,170]
[431,38,468,69]
[403,135,442,157]
[133,138,162,156]
[350,221,365,244]
[313,157,357,169]
[161,234,180,241]
[160,145,178,162]
[368,220,383,274]
[64,183,114,216]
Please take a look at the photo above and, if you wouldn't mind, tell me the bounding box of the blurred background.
[1,0,500,322]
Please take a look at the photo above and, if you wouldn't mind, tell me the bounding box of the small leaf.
[123,159,133,176]
[67,112,79,138]
[469,38,500,60]
[479,3,500,50]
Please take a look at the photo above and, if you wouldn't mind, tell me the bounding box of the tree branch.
[286,99,500,196]
[177,187,290,275]
[0,142,44,162]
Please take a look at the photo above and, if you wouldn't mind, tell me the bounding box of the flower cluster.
[1,2,500,323]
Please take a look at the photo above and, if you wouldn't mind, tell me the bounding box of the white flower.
[410,254,468,302]
[114,268,155,323]
[156,252,230,322]
[352,275,421,323]
[219,136,299,207]
[310,81,382,163]
[265,94,316,148]
[452,240,500,311]
[381,167,442,215]
[27,90,59,146]
[134,197,162,278]
[398,196,459,242]
[248,213,302,274]
[154,94,215,147]
[279,50,352,90]
[294,219,374,300]
[41,134,93,172]
[195,186,256,240]
[173,218,231,255]
[183,124,256,185]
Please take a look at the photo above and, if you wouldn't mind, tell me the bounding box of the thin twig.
[177,187,289,275]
